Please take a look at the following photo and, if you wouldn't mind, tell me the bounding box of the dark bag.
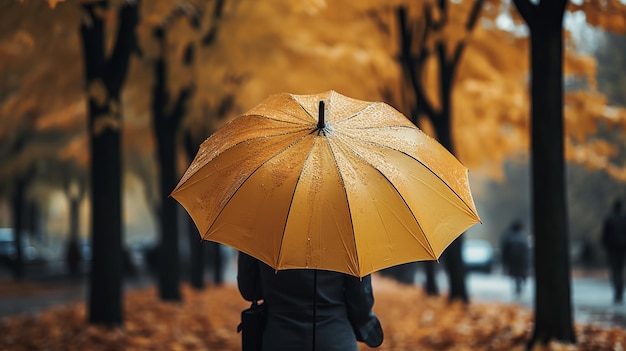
[237,301,267,351]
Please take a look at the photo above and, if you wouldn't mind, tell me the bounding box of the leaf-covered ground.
[0,276,624,351]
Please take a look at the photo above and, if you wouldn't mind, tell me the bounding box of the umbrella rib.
[175,128,311,192]
[242,109,312,125]
[291,100,316,123]
[273,136,318,269]
[241,93,319,125]
[330,103,424,223]
[338,101,379,124]
[350,131,478,221]
[174,115,313,194]
[244,113,308,125]
[283,93,324,126]
[203,132,314,242]
[371,168,437,258]
[325,137,360,275]
[332,137,438,258]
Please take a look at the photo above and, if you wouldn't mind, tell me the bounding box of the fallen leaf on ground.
[0,276,624,350]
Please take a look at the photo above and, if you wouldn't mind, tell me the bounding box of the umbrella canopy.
[171,90,480,277]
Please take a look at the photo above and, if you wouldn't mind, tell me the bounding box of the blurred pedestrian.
[65,237,81,278]
[237,251,383,351]
[501,220,530,298]
[601,199,626,304]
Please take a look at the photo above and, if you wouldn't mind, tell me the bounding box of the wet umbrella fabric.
[171,90,480,278]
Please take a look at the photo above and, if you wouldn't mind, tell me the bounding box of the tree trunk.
[152,28,194,301]
[212,242,224,285]
[87,92,123,325]
[184,133,205,289]
[511,0,576,347]
[10,178,25,281]
[156,126,181,300]
[433,99,468,303]
[528,10,576,349]
[66,191,81,278]
[395,2,483,301]
[80,0,139,325]
[24,200,39,240]
[422,261,439,295]
[188,218,205,289]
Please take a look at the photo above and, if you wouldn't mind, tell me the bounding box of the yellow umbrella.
[171,90,480,277]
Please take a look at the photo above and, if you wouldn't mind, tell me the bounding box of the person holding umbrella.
[237,251,383,351]
[171,91,481,351]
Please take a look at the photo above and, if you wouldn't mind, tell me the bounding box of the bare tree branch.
[465,0,485,31]
[106,0,140,94]
[396,6,436,120]
[202,0,226,46]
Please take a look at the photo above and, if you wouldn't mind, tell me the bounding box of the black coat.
[237,252,383,351]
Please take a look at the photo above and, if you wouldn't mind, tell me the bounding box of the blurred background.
[0,0,625,304]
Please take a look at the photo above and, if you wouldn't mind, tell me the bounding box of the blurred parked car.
[0,228,43,268]
[462,239,494,273]
[79,240,92,261]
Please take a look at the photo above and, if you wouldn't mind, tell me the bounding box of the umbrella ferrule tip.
[317,100,326,130]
